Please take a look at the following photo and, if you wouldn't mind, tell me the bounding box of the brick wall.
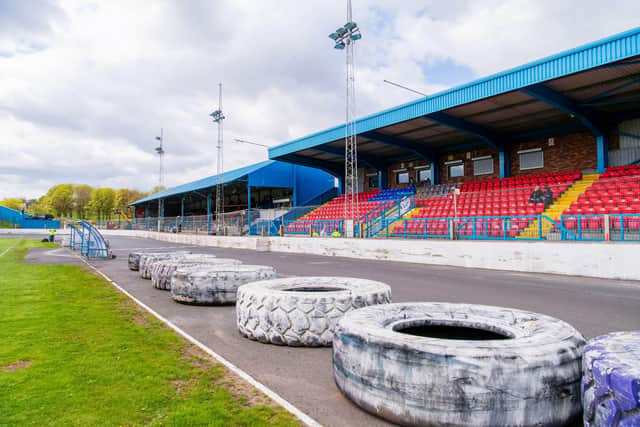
[508,132,597,176]
[360,131,611,189]
[383,160,431,190]
[438,147,500,184]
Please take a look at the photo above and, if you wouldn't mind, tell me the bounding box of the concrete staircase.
[517,174,600,239]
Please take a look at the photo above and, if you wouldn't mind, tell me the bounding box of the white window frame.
[445,160,464,178]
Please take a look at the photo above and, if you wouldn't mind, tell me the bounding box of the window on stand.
[396,171,409,185]
[519,148,544,170]
[447,162,464,178]
[473,156,494,176]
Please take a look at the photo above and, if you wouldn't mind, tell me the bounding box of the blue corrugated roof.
[131,160,274,205]
[269,26,640,158]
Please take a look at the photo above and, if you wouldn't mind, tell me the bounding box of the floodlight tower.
[155,129,165,231]
[154,129,165,187]
[210,84,225,233]
[329,0,362,226]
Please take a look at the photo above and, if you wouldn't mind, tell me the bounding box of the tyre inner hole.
[283,287,346,292]
[394,321,512,340]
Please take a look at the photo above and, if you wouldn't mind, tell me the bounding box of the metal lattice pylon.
[329,1,362,227]
[210,84,225,234]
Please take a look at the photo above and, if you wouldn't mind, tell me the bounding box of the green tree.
[74,184,93,219]
[90,188,116,221]
[150,185,167,194]
[0,198,24,212]
[48,184,74,217]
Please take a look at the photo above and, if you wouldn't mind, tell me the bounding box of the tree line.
[0,184,166,221]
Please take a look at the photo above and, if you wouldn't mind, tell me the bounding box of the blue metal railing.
[282,219,344,235]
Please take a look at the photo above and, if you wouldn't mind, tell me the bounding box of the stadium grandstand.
[129,161,336,235]
[133,27,640,242]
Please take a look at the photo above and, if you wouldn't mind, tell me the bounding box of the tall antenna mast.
[329,0,362,228]
[210,84,225,234]
[154,128,165,187]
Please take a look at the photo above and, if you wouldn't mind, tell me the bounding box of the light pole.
[154,129,165,232]
[210,84,225,234]
[329,0,362,237]
[154,129,165,187]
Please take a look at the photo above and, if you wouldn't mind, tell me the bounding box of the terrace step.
[517,174,600,239]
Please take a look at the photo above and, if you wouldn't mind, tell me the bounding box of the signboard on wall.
[400,197,412,216]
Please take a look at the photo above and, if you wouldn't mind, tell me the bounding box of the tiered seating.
[392,171,581,237]
[416,183,459,198]
[285,190,386,233]
[563,165,640,231]
[369,187,414,201]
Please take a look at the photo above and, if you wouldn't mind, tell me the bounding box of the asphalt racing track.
[22,234,640,426]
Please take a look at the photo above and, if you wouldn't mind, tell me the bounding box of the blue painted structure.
[269,27,640,179]
[131,160,335,208]
[0,205,60,229]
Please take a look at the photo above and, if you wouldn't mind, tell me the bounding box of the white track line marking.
[0,242,18,258]
[76,254,321,427]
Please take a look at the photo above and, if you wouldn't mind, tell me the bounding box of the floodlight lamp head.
[334,43,345,50]
[336,27,346,36]
[155,146,164,155]
[329,32,339,40]
[155,136,162,141]
[351,33,362,41]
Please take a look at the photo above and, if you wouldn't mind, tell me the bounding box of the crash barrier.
[333,302,585,426]
[236,277,392,347]
[582,331,640,426]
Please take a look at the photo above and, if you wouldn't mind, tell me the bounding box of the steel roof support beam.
[422,112,510,177]
[279,154,344,178]
[423,112,504,151]
[520,84,608,136]
[312,145,387,171]
[521,83,611,172]
[360,131,435,162]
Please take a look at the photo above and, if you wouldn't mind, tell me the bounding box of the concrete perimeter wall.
[4,228,637,281]
[98,230,639,281]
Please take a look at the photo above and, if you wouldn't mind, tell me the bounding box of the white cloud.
[0,0,638,198]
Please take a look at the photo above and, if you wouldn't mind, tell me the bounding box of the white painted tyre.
[150,255,239,290]
[333,302,585,427]
[236,277,392,347]
[171,265,276,305]
[128,250,191,271]
[582,330,640,427]
[138,252,192,279]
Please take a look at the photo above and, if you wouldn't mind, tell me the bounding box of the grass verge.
[0,239,300,426]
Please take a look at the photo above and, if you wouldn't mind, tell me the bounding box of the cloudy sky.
[1,0,638,199]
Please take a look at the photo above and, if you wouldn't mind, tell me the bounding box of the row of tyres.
[125,250,638,427]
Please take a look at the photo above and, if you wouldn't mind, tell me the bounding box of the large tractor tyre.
[150,256,239,290]
[128,250,191,271]
[138,252,191,279]
[333,302,585,427]
[236,277,391,347]
[170,265,276,305]
[582,330,640,427]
